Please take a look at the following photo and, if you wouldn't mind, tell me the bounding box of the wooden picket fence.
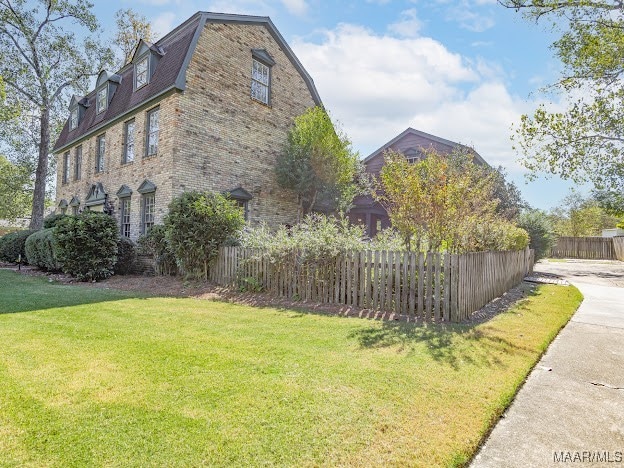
[614,237,624,261]
[210,247,534,322]
[550,236,616,260]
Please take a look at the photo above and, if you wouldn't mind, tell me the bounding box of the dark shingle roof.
[54,12,322,153]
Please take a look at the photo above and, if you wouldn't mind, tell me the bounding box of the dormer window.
[94,70,121,115]
[96,86,108,114]
[131,40,164,92]
[135,56,149,89]
[69,108,78,130]
[68,95,88,130]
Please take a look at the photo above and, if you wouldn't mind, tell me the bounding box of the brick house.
[53,12,321,240]
[348,127,488,237]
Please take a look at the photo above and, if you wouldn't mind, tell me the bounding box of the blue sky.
[91,0,583,210]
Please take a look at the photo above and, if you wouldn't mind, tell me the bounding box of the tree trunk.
[29,106,50,230]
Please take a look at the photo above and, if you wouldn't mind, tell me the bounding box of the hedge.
[0,230,36,263]
[25,228,60,271]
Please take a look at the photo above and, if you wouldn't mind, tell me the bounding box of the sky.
[90,0,585,211]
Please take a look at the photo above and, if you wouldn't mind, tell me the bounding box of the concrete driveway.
[473,259,624,467]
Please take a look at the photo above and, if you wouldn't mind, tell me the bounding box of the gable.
[363,127,487,175]
[53,12,321,154]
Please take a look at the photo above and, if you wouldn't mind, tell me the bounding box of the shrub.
[55,211,119,281]
[0,229,36,263]
[370,228,406,251]
[240,214,366,267]
[165,191,245,280]
[518,210,556,261]
[43,213,68,229]
[114,236,137,275]
[25,228,60,271]
[464,218,529,252]
[137,225,177,275]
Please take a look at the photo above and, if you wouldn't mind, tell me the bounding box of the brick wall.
[55,93,179,240]
[174,22,316,226]
[54,20,318,239]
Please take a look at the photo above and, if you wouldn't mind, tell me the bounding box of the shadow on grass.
[0,270,145,315]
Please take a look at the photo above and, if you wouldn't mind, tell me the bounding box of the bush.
[240,214,366,267]
[55,211,119,281]
[43,213,68,229]
[165,191,245,280]
[114,236,137,275]
[0,229,36,263]
[137,225,177,275]
[518,209,556,261]
[464,218,529,252]
[25,228,60,271]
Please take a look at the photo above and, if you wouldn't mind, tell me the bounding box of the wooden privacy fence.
[614,237,624,261]
[550,237,616,260]
[210,247,534,322]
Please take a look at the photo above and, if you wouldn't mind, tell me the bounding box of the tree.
[0,0,113,230]
[164,191,245,280]
[376,147,521,253]
[549,190,620,236]
[276,106,363,220]
[501,1,624,193]
[517,209,555,261]
[489,166,527,221]
[0,155,32,221]
[113,8,154,68]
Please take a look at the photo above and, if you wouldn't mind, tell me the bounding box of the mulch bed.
[1,262,539,325]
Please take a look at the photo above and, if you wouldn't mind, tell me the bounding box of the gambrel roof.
[54,12,322,153]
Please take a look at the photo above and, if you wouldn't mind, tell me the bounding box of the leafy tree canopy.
[0,0,113,229]
[0,154,32,222]
[376,148,528,253]
[276,106,365,219]
[501,1,624,193]
[548,189,621,236]
[113,8,154,68]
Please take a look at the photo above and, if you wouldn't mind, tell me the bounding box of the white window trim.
[96,134,105,173]
[145,107,159,157]
[123,119,136,163]
[135,55,150,90]
[69,108,78,130]
[251,58,271,105]
[96,86,108,114]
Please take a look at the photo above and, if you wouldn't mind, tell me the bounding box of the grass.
[0,270,582,467]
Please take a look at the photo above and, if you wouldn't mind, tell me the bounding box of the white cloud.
[281,0,308,16]
[446,2,495,32]
[152,11,177,40]
[292,23,544,172]
[388,8,423,38]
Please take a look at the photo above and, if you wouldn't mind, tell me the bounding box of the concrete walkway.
[473,259,624,467]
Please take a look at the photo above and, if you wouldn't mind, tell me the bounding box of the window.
[404,148,421,164]
[120,197,131,238]
[123,119,135,163]
[251,59,270,105]
[74,145,82,181]
[96,134,105,173]
[72,205,79,215]
[142,193,155,234]
[145,107,159,157]
[62,152,70,184]
[69,108,78,130]
[60,207,67,215]
[135,56,149,89]
[96,86,107,114]
[236,199,249,221]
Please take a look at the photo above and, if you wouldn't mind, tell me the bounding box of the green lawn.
[0,270,582,467]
